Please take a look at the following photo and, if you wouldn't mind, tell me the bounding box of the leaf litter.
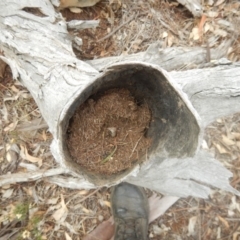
[1,0,240,239]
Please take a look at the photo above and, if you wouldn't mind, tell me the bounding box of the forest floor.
[1,0,240,239]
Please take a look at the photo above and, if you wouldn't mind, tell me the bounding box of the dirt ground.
[1,0,240,240]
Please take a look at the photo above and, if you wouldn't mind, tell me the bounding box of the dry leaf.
[213,28,228,37]
[207,11,218,18]
[99,199,111,208]
[100,50,107,57]
[42,130,47,141]
[103,200,111,208]
[217,19,234,30]
[204,23,213,33]
[60,0,101,8]
[10,85,19,93]
[6,144,19,162]
[52,194,68,222]
[6,151,18,162]
[187,216,197,236]
[152,224,170,235]
[79,190,89,195]
[217,215,229,229]
[62,221,79,235]
[229,196,240,212]
[221,135,235,146]
[152,225,162,235]
[2,188,14,198]
[167,34,174,47]
[190,27,200,41]
[236,141,240,149]
[213,142,228,154]
[217,227,221,238]
[228,209,234,217]
[162,31,168,38]
[207,0,214,6]
[47,197,59,205]
[4,121,18,132]
[65,232,72,240]
[233,232,240,240]
[231,132,240,140]
[215,0,225,6]
[69,7,82,13]
[4,90,28,101]
[149,195,179,223]
[1,102,9,123]
[80,205,90,214]
[20,145,42,167]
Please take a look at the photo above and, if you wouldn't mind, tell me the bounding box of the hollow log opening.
[60,63,200,185]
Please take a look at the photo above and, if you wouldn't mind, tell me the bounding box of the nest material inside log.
[66,88,152,175]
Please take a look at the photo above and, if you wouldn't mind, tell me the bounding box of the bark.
[0,0,240,198]
[172,65,240,127]
[176,0,202,17]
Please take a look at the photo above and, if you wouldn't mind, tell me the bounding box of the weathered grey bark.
[0,0,240,198]
[172,65,240,127]
[176,0,202,17]
[87,41,233,72]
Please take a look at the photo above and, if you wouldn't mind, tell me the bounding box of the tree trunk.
[0,0,240,198]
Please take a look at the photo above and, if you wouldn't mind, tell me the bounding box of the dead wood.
[0,0,240,198]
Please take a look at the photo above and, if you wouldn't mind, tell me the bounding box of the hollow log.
[0,0,240,198]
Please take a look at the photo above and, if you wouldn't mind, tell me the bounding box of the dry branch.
[0,168,67,186]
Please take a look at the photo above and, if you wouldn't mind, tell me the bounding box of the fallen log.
[0,0,240,198]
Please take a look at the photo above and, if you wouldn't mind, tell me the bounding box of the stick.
[129,136,142,159]
[101,146,117,164]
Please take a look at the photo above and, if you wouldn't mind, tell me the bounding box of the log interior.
[60,63,200,185]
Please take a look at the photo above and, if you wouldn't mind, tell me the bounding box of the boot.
[111,182,149,240]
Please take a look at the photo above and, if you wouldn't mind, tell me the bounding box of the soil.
[61,2,121,60]
[66,88,152,175]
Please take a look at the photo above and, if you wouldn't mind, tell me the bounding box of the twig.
[129,136,142,159]
[97,14,138,42]
[157,17,178,36]
[101,146,117,164]
[0,168,68,187]
[78,188,100,203]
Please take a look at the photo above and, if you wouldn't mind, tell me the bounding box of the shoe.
[110,182,149,240]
